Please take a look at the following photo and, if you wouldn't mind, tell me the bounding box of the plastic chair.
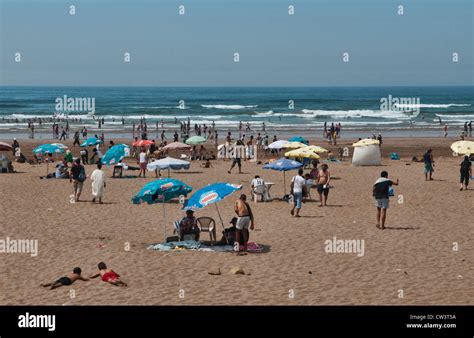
[252,184,267,203]
[196,217,216,242]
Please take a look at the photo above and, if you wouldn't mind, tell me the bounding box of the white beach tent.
[352,139,381,166]
[147,157,190,177]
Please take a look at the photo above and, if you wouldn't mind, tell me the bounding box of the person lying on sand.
[89,262,127,287]
[41,267,88,290]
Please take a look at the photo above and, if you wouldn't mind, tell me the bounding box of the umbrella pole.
[162,196,167,241]
[214,203,228,244]
[168,168,170,178]
[283,171,286,196]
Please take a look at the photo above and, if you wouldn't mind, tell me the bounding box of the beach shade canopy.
[101,144,131,166]
[285,148,320,159]
[288,136,309,145]
[263,158,303,171]
[268,140,288,149]
[183,183,242,210]
[33,144,65,155]
[132,178,193,241]
[132,178,192,205]
[147,157,190,177]
[185,136,207,145]
[263,158,303,195]
[450,141,474,155]
[81,137,103,147]
[302,145,328,153]
[282,141,307,149]
[352,138,380,147]
[162,142,191,151]
[0,142,13,151]
[51,143,68,149]
[352,144,381,166]
[132,139,153,147]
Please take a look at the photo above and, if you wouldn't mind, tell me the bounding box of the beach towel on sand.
[147,241,264,253]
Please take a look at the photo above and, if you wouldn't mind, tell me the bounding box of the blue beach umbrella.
[33,144,65,176]
[132,178,193,240]
[263,158,303,195]
[81,137,103,147]
[33,144,65,155]
[183,183,242,241]
[288,136,309,145]
[101,144,130,166]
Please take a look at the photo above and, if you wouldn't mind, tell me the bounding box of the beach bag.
[390,153,400,160]
[78,166,86,182]
[388,187,394,197]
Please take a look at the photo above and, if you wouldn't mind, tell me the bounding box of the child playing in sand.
[90,262,127,287]
[41,267,89,290]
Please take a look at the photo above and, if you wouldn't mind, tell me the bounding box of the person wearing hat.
[178,210,200,241]
[219,217,241,245]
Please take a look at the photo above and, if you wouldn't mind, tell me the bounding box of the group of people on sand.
[70,159,106,203]
[177,193,255,254]
[41,262,127,290]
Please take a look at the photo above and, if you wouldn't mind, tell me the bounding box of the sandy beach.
[0,136,472,305]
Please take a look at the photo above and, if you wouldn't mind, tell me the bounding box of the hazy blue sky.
[0,0,472,86]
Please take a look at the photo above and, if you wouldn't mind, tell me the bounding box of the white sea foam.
[395,103,471,108]
[201,104,258,109]
[301,109,408,119]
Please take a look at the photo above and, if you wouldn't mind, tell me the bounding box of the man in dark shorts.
[459,155,472,191]
[70,158,86,202]
[316,164,331,206]
[373,171,399,230]
[41,267,88,290]
[423,149,434,181]
[228,140,244,174]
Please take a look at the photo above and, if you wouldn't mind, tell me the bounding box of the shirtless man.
[41,267,89,290]
[90,262,127,287]
[316,164,331,206]
[234,194,254,252]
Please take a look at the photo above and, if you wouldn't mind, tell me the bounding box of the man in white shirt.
[250,175,266,201]
[290,168,306,217]
[138,148,147,178]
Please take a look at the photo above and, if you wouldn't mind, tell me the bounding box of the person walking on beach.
[444,124,448,138]
[41,267,88,290]
[91,163,106,203]
[138,148,148,178]
[234,194,254,252]
[90,262,127,287]
[228,139,243,174]
[423,149,434,181]
[70,158,86,202]
[290,168,306,217]
[373,171,399,230]
[469,121,472,137]
[73,131,80,147]
[459,155,472,191]
[316,164,331,207]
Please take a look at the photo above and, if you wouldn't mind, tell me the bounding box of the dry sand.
[0,137,472,305]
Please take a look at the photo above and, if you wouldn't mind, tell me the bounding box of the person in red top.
[90,262,127,287]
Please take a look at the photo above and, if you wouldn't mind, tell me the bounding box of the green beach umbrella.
[185,136,206,145]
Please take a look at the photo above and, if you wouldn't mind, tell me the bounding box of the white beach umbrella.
[268,140,288,149]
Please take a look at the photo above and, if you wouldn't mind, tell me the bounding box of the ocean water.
[0,86,473,133]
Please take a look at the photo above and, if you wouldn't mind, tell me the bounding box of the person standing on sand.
[373,171,399,230]
[423,149,435,181]
[91,163,106,203]
[459,155,472,191]
[290,168,306,217]
[316,164,331,206]
[234,194,254,252]
[70,158,86,202]
[138,148,148,178]
[444,124,448,138]
[73,131,80,147]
